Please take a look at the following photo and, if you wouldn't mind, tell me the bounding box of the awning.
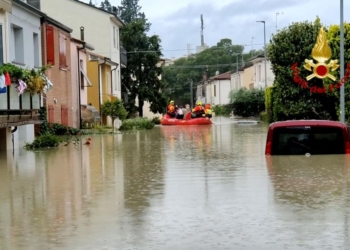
[80,66,92,87]
[0,0,11,12]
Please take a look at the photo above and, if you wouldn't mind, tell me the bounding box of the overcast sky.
[82,0,349,59]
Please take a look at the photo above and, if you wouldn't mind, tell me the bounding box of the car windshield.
[271,126,345,155]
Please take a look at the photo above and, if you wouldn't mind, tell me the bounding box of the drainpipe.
[77,26,86,129]
[111,65,118,98]
[98,58,107,124]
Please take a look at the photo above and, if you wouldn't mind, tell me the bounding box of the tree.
[101,99,128,130]
[162,39,259,105]
[100,0,112,11]
[120,20,166,117]
[267,17,348,121]
[118,0,166,117]
[88,0,94,6]
[118,0,150,30]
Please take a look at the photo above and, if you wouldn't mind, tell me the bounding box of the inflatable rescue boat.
[161,112,212,126]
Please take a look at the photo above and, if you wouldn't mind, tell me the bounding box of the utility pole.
[276,12,283,33]
[340,0,345,122]
[200,14,204,46]
[256,21,267,88]
[190,80,193,108]
[236,54,239,88]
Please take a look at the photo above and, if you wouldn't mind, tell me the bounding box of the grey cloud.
[148,0,347,58]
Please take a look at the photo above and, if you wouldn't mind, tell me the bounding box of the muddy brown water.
[0,117,350,250]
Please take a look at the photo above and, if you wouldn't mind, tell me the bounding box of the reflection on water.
[0,117,350,249]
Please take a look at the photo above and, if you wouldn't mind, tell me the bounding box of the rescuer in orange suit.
[191,101,205,118]
[167,100,176,117]
[204,104,212,118]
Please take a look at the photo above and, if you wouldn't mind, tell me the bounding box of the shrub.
[151,117,161,124]
[229,88,265,117]
[212,104,232,116]
[24,133,61,149]
[101,99,128,130]
[119,118,155,130]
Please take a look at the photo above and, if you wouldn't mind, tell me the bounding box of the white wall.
[254,60,274,89]
[109,19,121,99]
[9,4,41,150]
[206,79,231,106]
[40,0,122,99]
[9,3,41,69]
[230,72,241,91]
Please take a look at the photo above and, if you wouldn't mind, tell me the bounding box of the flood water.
[1,116,350,249]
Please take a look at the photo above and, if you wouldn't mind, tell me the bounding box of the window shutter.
[59,33,66,67]
[46,25,55,65]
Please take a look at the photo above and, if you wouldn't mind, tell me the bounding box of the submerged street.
[1,117,350,249]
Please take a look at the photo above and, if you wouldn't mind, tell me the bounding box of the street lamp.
[276,12,283,33]
[340,0,345,122]
[256,20,267,88]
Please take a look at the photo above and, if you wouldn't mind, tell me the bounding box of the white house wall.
[109,18,121,99]
[9,4,41,69]
[207,79,231,106]
[8,4,41,149]
[254,60,274,89]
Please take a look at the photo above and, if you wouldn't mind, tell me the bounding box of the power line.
[89,43,267,55]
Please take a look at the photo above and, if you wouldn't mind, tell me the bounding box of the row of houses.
[196,54,275,106]
[0,0,127,152]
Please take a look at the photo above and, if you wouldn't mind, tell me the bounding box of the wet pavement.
[1,116,350,249]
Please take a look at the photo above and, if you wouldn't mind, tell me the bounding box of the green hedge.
[119,118,155,130]
[229,88,265,117]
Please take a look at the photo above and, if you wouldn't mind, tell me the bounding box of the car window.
[271,126,345,155]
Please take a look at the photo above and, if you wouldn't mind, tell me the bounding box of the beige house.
[240,63,255,89]
[250,54,274,89]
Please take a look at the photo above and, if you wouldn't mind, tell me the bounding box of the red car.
[265,120,350,155]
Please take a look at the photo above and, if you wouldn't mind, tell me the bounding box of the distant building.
[196,45,209,54]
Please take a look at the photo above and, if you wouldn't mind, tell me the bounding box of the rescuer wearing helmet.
[167,100,176,117]
[191,101,205,118]
[204,103,212,118]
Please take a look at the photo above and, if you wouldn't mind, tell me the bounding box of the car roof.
[269,120,348,129]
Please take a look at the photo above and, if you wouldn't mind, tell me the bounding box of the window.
[213,85,216,97]
[258,65,261,81]
[13,25,24,64]
[113,26,116,48]
[106,72,110,94]
[80,60,84,89]
[33,33,39,67]
[79,61,92,89]
[0,25,3,65]
[114,70,119,91]
[271,127,345,155]
[59,33,67,68]
[116,28,119,49]
[46,25,55,65]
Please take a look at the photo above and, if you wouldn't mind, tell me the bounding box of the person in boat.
[176,105,184,119]
[167,100,176,117]
[204,104,212,118]
[191,101,205,118]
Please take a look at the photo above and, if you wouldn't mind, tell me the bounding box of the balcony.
[0,84,41,128]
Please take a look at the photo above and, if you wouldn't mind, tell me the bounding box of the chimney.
[80,27,84,41]
[27,0,40,9]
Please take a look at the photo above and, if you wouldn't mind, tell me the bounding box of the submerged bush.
[229,88,265,117]
[212,104,232,116]
[25,133,62,149]
[119,118,155,130]
[151,117,161,125]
